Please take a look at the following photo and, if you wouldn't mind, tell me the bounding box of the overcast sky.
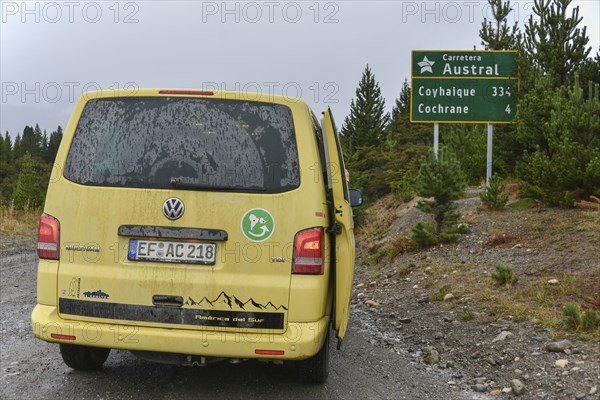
[1,0,599,137]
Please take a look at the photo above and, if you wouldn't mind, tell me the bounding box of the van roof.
[79,88,307,107]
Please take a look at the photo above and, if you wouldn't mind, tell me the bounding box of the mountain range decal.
[183,291,288,311]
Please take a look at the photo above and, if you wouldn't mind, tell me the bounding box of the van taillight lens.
[37,213,60,260]
[292,227,324,275]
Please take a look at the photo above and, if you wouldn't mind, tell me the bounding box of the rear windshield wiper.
[170,177,266,192]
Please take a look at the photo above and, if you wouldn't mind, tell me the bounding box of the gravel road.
[0,250,485,400]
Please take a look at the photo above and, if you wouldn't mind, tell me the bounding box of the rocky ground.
[351,189,600,399]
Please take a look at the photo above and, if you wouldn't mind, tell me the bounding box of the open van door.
[321,108,355,348]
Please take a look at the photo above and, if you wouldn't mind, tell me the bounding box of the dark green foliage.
[340,64,390,157]
[342,69,431,201]
[523,0,591,87]
[479,0,519,50]
[411,222,437,248]
[443,125,486,185]
[480,175,509,210]
[415,150,466,238]
[517,77,600,205]
[45,126,63,164]
[0,125,62,205]
[491,264,518,287]
[12,153,45,209]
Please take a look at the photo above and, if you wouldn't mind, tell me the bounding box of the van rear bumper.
[32,304,328,360]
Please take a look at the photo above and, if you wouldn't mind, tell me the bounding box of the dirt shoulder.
[352,190,600,399]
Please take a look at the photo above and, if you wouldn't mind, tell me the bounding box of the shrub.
[411,222,437,248]
[480,175,509,210]
[563,303,600,332]
[415,150,466,238]
[491,264,518,288]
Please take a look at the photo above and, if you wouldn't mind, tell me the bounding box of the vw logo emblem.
[163,198,185,220]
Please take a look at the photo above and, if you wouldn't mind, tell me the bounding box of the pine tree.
[517,76,600,205]
[340,65,390,157]
[20,126,37,157]
[3,132,12,160]
[46,126,63,163]
[12,134,22,158]
[416,150,466,237]
[12,152,44,209]
[0,132,8,162]
[389,79,411,136]
[524,0,591,87]
[479,0,519,50]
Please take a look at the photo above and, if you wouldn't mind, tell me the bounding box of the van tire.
[59,344,110,371]
[296,330,330,383]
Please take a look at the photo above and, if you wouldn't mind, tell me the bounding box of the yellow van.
[31,89,362,383]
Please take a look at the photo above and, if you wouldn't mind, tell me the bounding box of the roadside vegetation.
[343,0,599,342]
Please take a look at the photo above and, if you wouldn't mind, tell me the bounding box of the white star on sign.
[418,56,435,74]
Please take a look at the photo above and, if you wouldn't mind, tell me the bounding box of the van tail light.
[292,227,324,275]
[37,213,60,260]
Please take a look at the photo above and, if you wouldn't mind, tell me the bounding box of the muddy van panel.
[32,89,356,381]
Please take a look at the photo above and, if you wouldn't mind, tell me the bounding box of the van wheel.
[59,344,110,371]
[296,330,330,383]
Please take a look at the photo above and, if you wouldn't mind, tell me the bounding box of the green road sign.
[412,50,518,78]
[410,50,519,123]
[411,78,518,123]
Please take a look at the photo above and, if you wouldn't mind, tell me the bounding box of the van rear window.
[64,97,300,192]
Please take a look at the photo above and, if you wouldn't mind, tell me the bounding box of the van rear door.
[53,95,303,334]
[321,108,355,346]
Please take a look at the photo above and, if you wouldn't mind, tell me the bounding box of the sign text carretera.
[410,51,518,123]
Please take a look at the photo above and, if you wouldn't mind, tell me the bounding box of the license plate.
[128,239,216,265]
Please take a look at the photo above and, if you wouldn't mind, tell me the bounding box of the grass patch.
[0,201,40,234]
[563,303,600,332]
[459,308,475,321]
[430,284,452,301]
[509,198,534,210]
[491,264,518,288]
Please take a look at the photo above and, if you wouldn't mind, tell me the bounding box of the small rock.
[369,280,377,286]
[531,351,543,356]
[357,292,365,299]
[356,282,365,288]
[472,384,487,393]
[555,359,569,368]
[364,300,379,307]
[442,316,453,322]
[531,336,545,343]
[412,284,419,289]
[490,389,502,396]
[545,339,572,353]
[434,331,444,340]
[590,386,597,395]
[575,394,586,400]
[398,317,412,324]
[501,387,512,393]
[423,349,440,365]
[510,379,525,396]
[492,331,513,343]
[547,279,559,285]
[443,293,454,301]
[417,294,430,303]
[486,357,499,366]
[472,377,487,384]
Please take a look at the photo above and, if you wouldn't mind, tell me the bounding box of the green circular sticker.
[241,208,275,242]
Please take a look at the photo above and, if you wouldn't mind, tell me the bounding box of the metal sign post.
[434,123,439,158]
[486,123,493,187]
